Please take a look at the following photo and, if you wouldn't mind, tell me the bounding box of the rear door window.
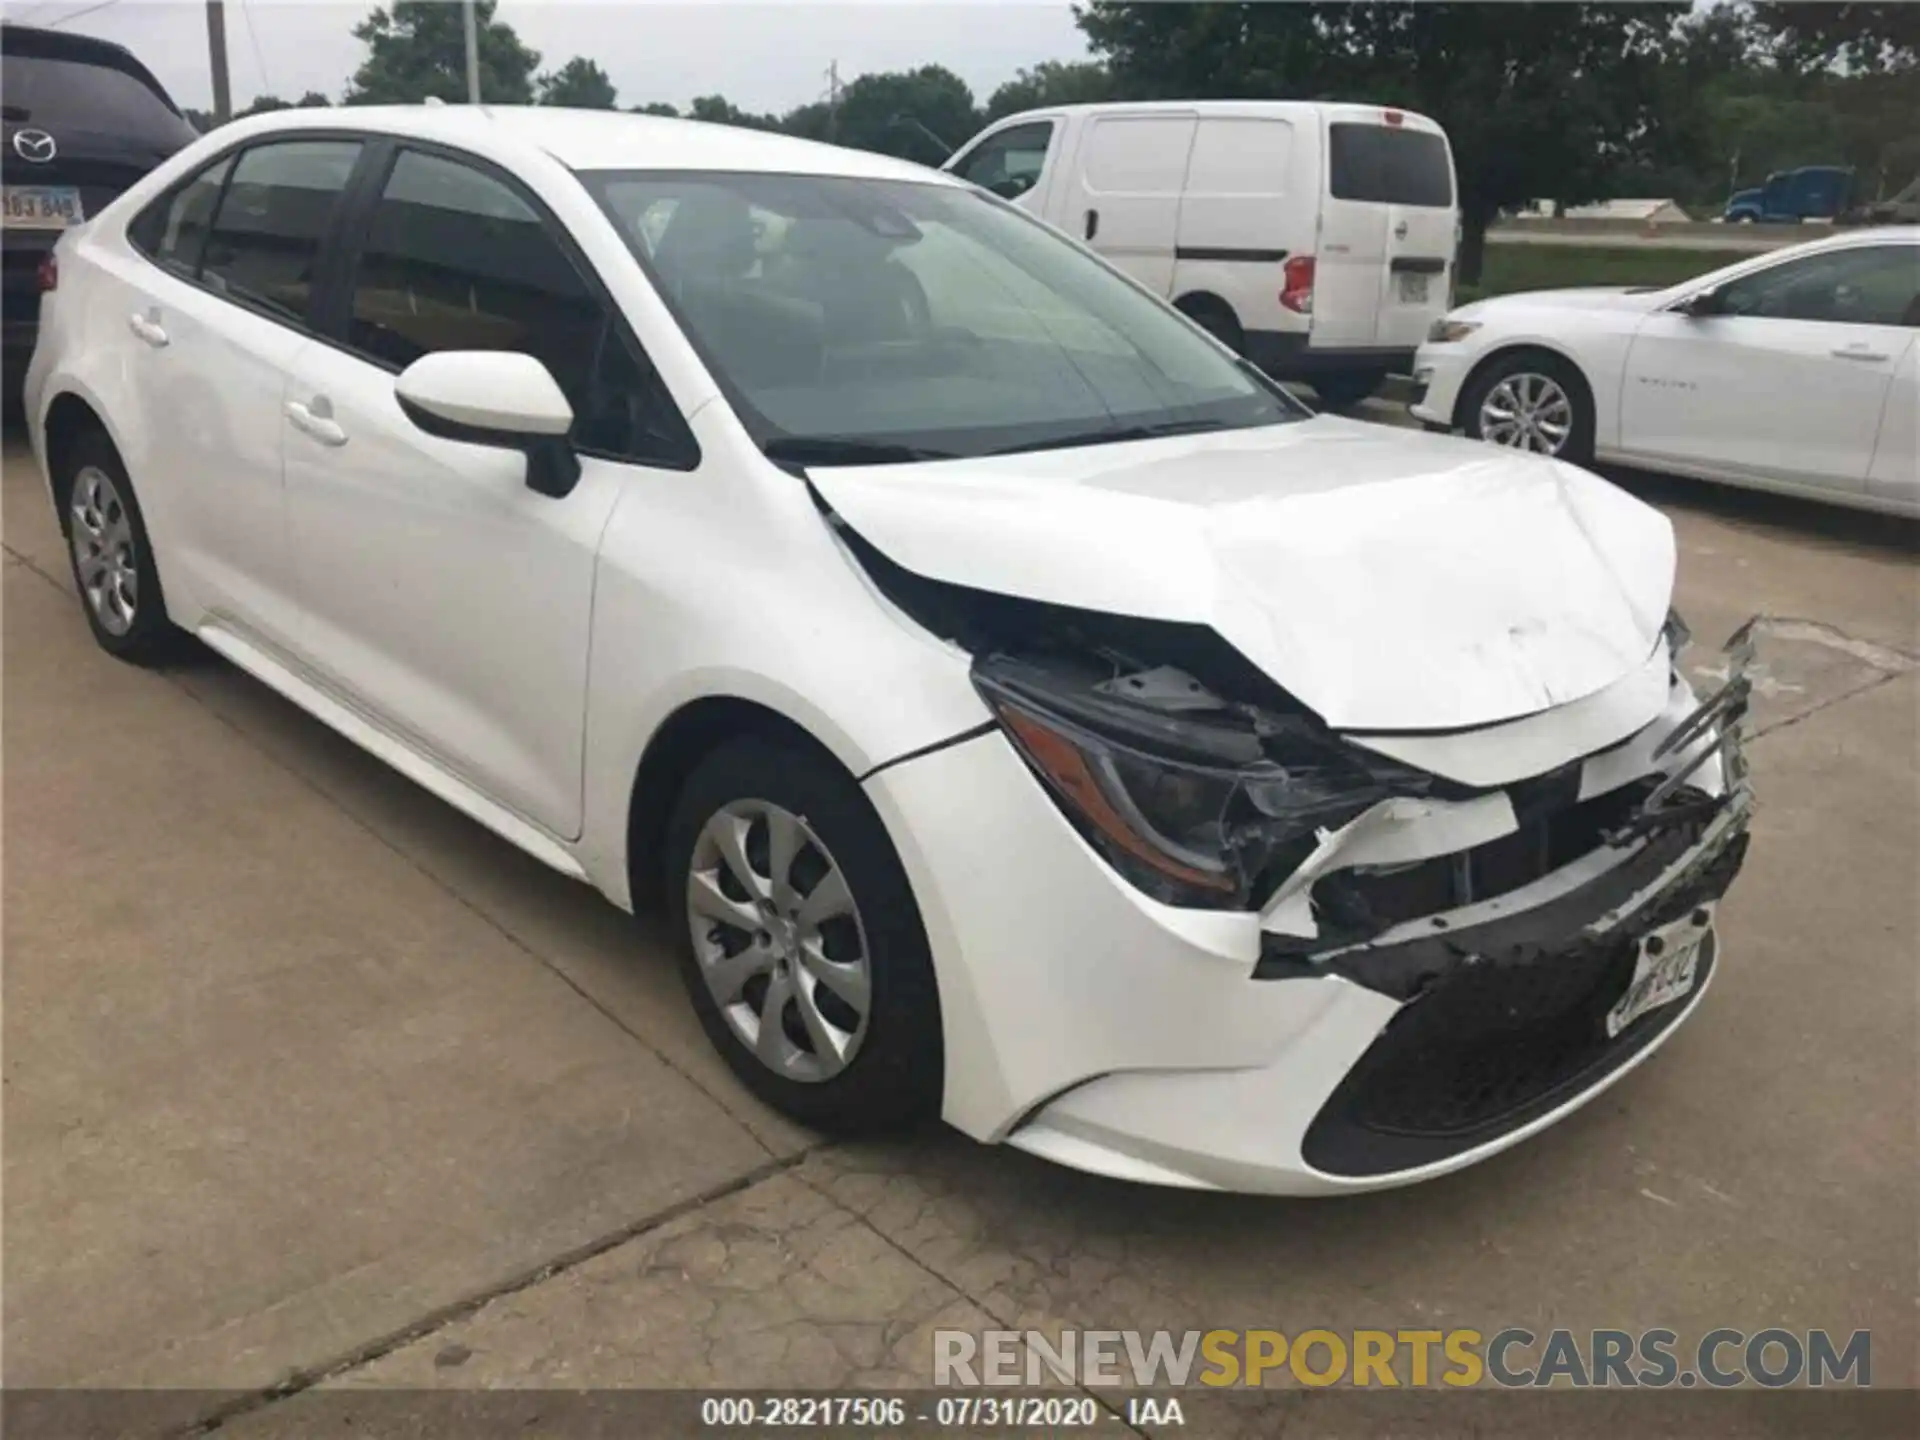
[200,139,363,326]
[1327,124,1453,208]
[130,155,234,278]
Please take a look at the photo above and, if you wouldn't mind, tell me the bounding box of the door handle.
[285,397,347,447]
[1830,346,1890,362]
[127,310,169,349]
[1084,208,1099,240]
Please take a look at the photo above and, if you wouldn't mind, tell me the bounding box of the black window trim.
[319,134,701,473]
[1668,241,1920,329]
[951,119,1056,188]
[127,128,379,341]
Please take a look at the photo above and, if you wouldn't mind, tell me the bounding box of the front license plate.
[3,185,84,230]
[1397,271,1429,304]
[1606,906,1713,1037]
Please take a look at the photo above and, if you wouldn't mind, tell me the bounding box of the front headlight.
[1426,318,1481,344]
[973,654,1438,909]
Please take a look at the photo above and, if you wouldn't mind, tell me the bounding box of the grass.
[1457,245,1757,305]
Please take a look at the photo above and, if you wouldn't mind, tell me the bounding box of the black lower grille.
[1302,831,1747,1178]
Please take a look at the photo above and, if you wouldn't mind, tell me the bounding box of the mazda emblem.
[12,129,57,164]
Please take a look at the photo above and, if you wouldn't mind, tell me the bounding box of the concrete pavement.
[3,429,1914,1433]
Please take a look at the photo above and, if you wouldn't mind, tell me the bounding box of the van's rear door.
[1057,111,1197,295]
[1315,107,1458,355]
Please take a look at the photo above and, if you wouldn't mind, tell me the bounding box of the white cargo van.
[943,100,1458,407]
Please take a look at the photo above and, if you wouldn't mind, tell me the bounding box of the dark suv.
[2,23,196,382]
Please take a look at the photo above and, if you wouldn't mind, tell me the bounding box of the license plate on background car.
[3,185,84,230]
[1397,271,1429,304]
[1606,906,1713,1037]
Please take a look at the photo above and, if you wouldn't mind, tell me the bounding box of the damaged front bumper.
[979,635,1755,1195]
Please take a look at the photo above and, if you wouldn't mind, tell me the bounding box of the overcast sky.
[2,0,1092,113]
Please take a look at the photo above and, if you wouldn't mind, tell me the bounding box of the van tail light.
[36,255,57,293]
[1280,255,1314,315]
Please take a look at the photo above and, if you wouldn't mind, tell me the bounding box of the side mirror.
[987,175,1032,201]
[1678,287,1727,319]
[395,351,581,499]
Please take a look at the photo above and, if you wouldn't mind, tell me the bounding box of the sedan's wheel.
[687,799,872,1083]
[1478,372,1573,454]
[664,736,943,1132]
[58,431,180,665]
[1460,350,1596,465]
[70,464,140,636]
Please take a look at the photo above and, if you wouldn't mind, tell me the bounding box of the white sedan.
[1413,228,1919,516]
[27,106,1751,1195]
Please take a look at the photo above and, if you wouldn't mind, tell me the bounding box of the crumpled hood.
[811,417,1675,732]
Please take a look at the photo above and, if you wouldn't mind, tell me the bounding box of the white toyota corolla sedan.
[26,107,1754,1194]
[1412,227,1919,516]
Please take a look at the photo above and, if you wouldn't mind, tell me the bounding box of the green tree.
[537,57,617,109]
[788,66,979,161]
[686,94,782,131]
[1077,1,1693,283]
[345,0,540,105]
[984,60,1113,121]
[632,101,680,117]
[1750,3,1920,198]
[234,90,333,119]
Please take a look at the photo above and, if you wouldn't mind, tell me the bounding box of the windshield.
[583,169,1302,462]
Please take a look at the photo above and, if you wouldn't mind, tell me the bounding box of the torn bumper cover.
[1276,636,1755,1178]
[994,631,1754,1194]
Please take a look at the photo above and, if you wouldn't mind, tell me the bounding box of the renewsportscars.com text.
[933,1327,1872,1388]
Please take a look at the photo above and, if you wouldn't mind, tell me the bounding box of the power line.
[42,0,123,29]
[237,0,271,98]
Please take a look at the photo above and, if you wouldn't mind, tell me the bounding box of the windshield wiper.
[991,416,1233,457]
[763,435,956,467]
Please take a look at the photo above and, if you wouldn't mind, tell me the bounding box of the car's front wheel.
[1460,349,1595,464]
[56,430,182,665]
[664,735,944,1134]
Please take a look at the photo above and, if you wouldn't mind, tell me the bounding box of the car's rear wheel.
[57,430,181,665]
[664,735,943,1133]
[1460,349,1595,464]
[1175,295,1244,353]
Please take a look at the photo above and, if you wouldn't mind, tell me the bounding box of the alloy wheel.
[1478,372,1574,455]
[685,800,873,1083]
[69,465,139,635]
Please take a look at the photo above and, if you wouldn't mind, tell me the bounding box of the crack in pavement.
[790,1167,1153,1439]
[166,1149,829,1438]
[5,534,792,1162]
[8,537,1911,1435]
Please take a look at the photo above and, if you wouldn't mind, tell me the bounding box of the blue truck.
[1723,166,1854,223]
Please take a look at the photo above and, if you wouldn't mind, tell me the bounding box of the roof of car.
[1,20,183,112]
[213,104,961,185]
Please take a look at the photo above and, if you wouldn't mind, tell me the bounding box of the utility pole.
[462,0,482,105]
[205,0,232,124]
[826,60,840,142]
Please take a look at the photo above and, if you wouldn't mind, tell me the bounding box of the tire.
[1176,296,1244,353]
[1310,369,1385,411]
[55,429,182,666]
[1458,349,1595,465]
[663,735,944,1134]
